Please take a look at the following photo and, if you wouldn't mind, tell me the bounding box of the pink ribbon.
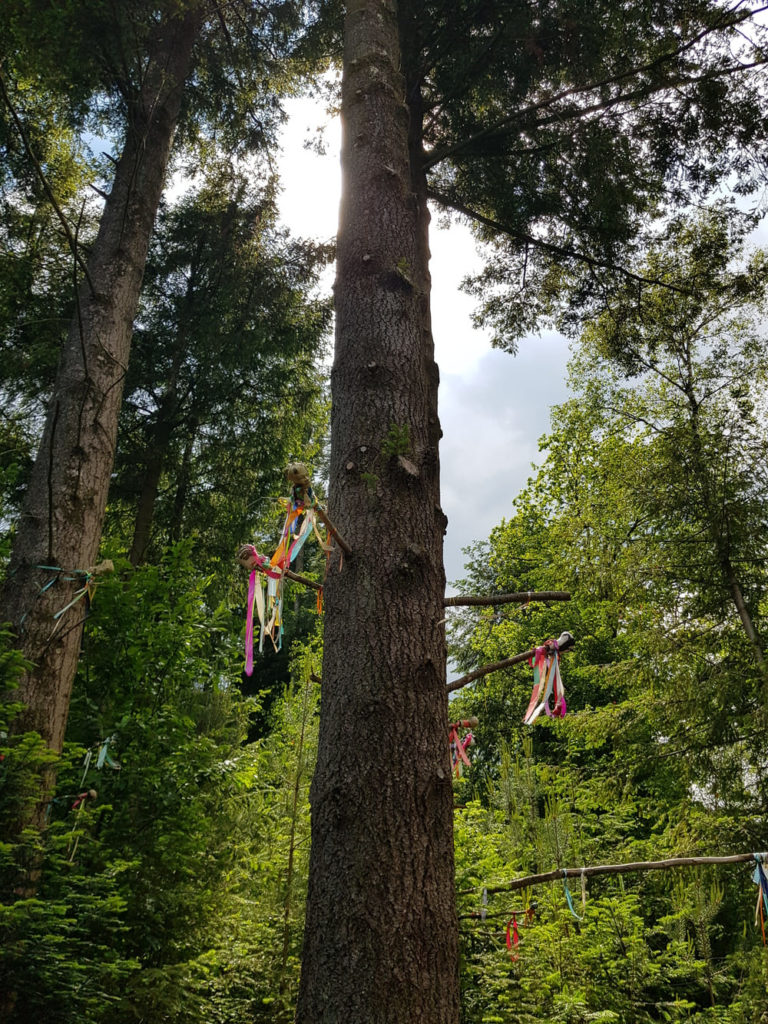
[245,570,257,677]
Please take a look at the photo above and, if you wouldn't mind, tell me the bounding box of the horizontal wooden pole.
[447,632,574,694]
[447,651,532,694]
[462,852,763,897]
[445,591,571,608]
[267,564,322,592]
[459,909,525,921]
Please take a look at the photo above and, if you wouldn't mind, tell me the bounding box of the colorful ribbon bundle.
[79,736,121,786]
[244,472,330,674]
[448,718,476,777]
[523,639,566,724]
[16,560,114,638]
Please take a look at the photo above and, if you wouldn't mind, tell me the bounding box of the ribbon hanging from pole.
[562,869,582,922]
[523,638,566,724]
[753,853,768,944]
[448,719,477,777]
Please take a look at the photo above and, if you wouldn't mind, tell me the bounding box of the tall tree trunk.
[128,426,172,567]
[682,370,767,675]
[296,0,460,1020]
[169,422,197,543]
[0,8,201,822]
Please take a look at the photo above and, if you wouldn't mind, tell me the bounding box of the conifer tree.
[0,0,312,837]
[297,1,768,1020]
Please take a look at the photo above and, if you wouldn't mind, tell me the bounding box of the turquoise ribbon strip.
[563,870,582,921]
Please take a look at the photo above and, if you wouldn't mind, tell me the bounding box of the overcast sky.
[276,97,571,587]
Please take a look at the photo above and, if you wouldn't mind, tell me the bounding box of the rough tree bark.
[0,7,202,823]
[295,0,460,1020]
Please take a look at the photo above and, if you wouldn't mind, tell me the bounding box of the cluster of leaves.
[0,548,322,1023]
[411,0,768,346]
[448,213,768,1023]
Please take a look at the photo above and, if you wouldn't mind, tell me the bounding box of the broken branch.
[237,545,323,592]
[315,507,352,558]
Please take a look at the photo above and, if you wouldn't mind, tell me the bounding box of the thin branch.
[315,507,352,557]
[445,591,570,608]
[0,70,95,295]
[237,546,323,592]
[255,561,323,593]
[425,188,693,296]
[461,852,764,897]
[447,652,535,693]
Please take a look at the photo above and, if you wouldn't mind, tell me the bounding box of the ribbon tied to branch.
[523,637,567,724]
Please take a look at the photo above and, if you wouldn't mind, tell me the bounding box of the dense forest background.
[2,0,768,1021]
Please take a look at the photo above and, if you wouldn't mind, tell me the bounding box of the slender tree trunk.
[169,423,197,543]
[128,433,170,567]
[296,0,460,1020]
[682,372,767,674]
[128,393,181,566]
[0,9,201,822]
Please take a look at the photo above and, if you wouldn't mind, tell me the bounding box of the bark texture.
[296,0,460,1020]
[0,10,201,791]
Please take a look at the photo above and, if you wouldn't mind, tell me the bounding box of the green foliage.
[0,626,138,1023]
[381,423,412,458]
[104,163,331,572]
[1,548,324,1023]
[411,0,768,345]
[448,214,768,1023]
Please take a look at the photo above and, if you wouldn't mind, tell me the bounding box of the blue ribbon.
[563,869,582,921]
[753,853,768,917]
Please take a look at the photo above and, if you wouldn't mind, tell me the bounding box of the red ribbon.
[506,914,519,961]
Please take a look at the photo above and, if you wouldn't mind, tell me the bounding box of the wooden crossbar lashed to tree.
[459,852,765,897]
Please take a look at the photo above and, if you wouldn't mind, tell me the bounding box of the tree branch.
[447,631,574,694]
[237,547,323,592]
[425,187,693,296]
[422,3,768,170]
[0,70,96,295]
[460,852,764,897]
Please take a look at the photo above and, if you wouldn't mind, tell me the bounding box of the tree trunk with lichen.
[295,0,460,1020]
[0,9,201,834]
